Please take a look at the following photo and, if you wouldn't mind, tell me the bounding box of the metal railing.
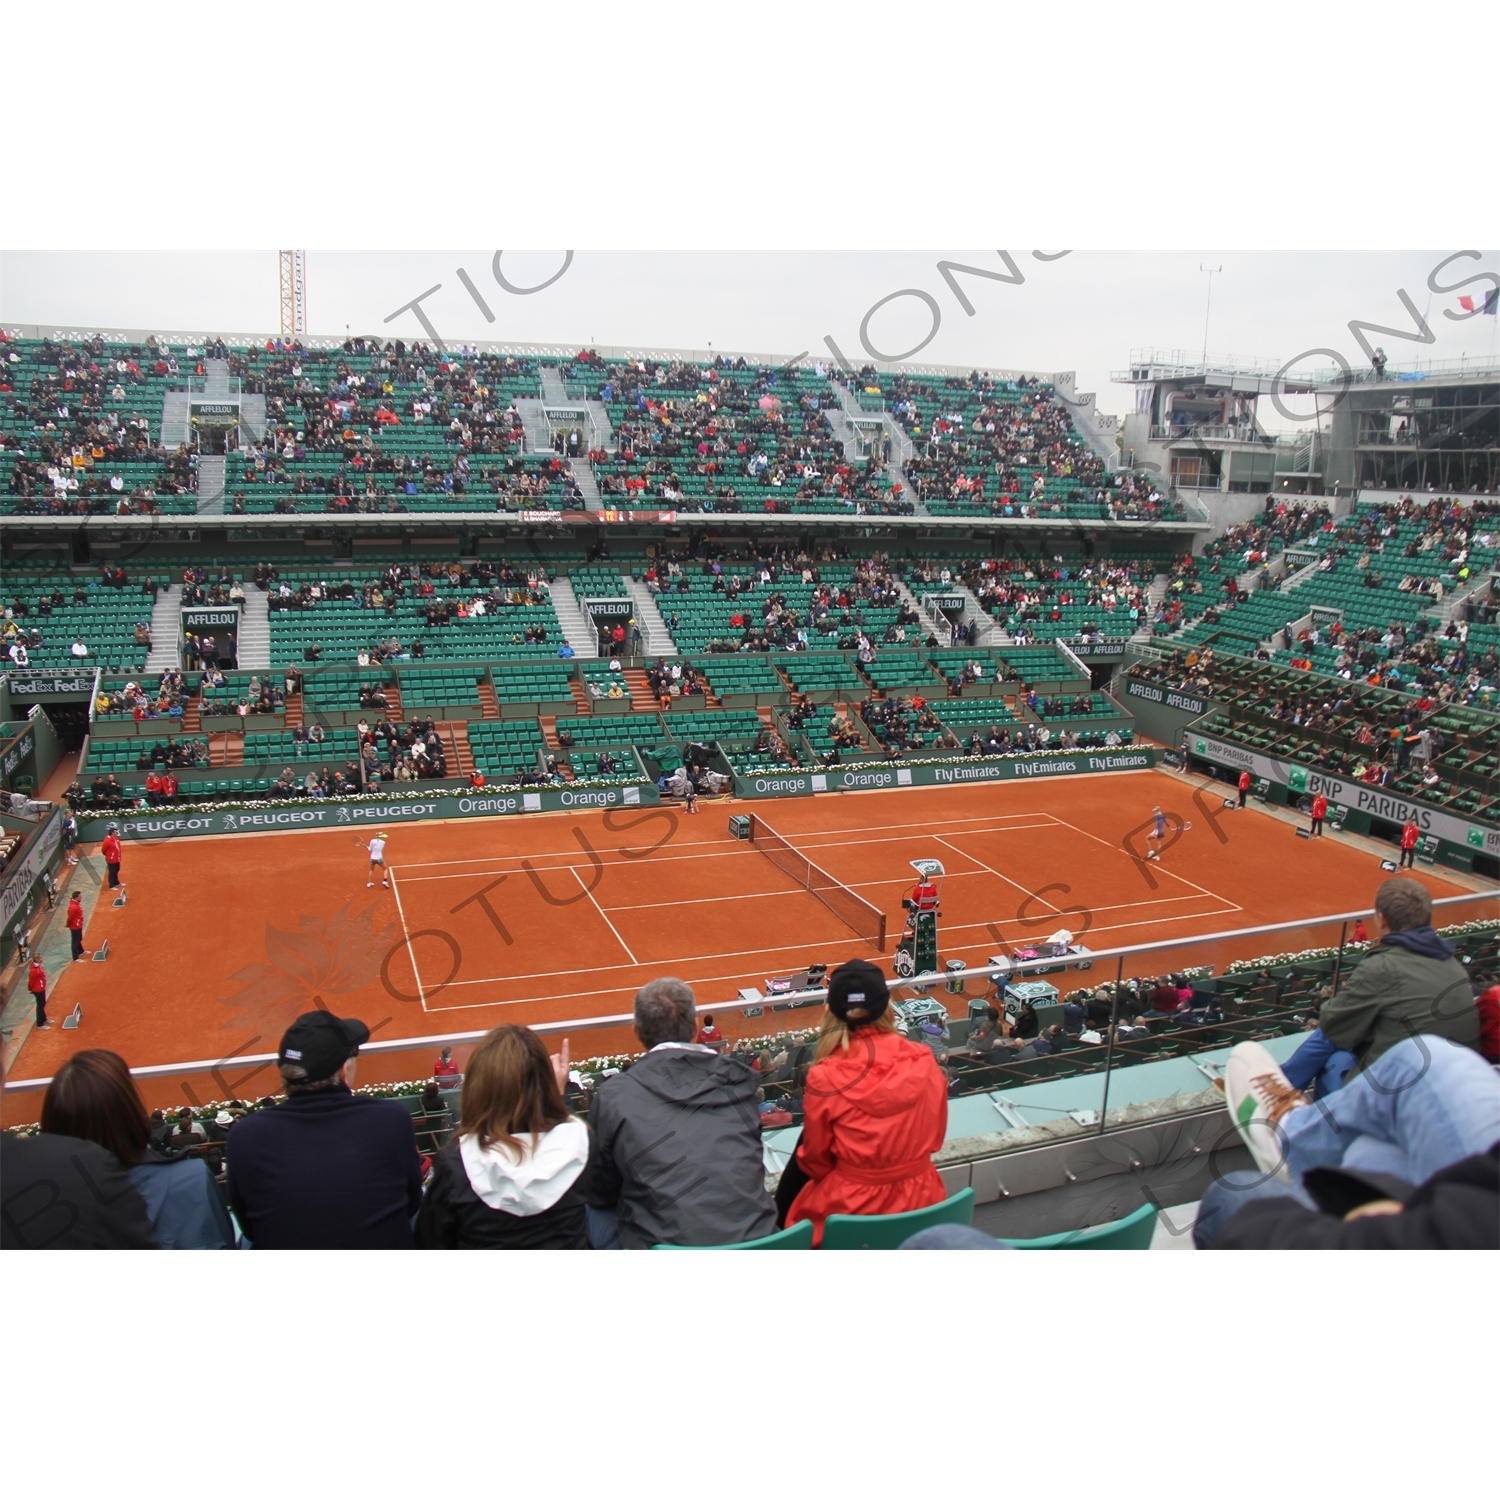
[1150,423,1268,444]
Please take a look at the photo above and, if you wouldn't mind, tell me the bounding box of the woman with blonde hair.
[416,1026,594,1249]
[783,959,948,1245]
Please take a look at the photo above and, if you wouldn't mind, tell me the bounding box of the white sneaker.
[367,881,374,888]
[1224,1041,1307,1183]
[382,880,390,888]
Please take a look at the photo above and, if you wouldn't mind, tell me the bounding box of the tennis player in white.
[366,831,390,888]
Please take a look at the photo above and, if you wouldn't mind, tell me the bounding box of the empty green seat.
[819,1187,976,1249]
[1003,1202,1157,1250]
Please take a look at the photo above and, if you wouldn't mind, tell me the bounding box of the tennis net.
[748,815,887,951]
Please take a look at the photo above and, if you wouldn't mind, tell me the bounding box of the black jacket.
[2,1133,158,1249]
[1213,1144,1499,1249]
[415,1121,596,1250]
[225,1086,423,1249]
[588,1047,776,1249]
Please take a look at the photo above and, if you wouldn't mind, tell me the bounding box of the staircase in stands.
[196,455,227,514]
[548,577,600,657]
[237,590,271,670]
[443,723,475,777]
[144,584,183,671]
[568,457,604,513]
[624,669,659,713]
[835,380,926,516]
[624,578,677,654]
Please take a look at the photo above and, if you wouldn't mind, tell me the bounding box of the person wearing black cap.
[783,959,948,1246]
[225,1011,423,1249]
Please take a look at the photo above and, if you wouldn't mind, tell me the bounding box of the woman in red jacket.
[786,959,947,1245]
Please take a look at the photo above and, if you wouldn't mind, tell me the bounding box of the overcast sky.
[4,249,1497,426]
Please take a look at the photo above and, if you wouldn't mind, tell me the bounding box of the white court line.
[421,902,1247,1013]
[575,865,639,965]
[597,878,1222,918]
[387,867,427,1011]
[395,821,1062,883]
[1042,810,1241,909]
[418,897,1242,1007]
[933,834,1063,916]
[395,810,1061,872]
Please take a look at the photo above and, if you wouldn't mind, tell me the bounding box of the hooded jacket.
[415,1116,595,1250]
[1319,927,1479,1075]
[788,1028,947,1245]
[588,1047,776,1249]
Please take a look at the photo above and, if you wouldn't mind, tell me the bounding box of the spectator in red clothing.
[67,890,87,961]
[161,771,178,802]
[1477,985,1500,1065]
[468,769,486,789]
[1150,974,1186,1013]
[695,1015,725,1050]
[783,959,947,1246]
[433,1046,461,1083]
[1237,768,1251,808]
[28,958,48,1029]
[145,770,163,806]
[1352,918,1370,945]
[102,824,123,888]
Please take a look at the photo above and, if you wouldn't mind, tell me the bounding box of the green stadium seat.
[1002,1202,1158,1250]
[653,1220,815,1250]
[819,1187,976,1249]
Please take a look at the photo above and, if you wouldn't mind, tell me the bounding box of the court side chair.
[653,1220,814,1250]
[819,1187,976,1250]
[1002,1201,1157,1250]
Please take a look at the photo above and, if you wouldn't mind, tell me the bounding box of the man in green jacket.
[1319,878,1479,1075]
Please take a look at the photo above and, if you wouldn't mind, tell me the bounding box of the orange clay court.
[3,768,1474,1122]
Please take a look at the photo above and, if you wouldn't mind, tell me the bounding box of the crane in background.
[278,251,307,339]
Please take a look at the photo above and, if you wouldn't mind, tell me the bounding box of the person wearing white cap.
[364,830,389,888]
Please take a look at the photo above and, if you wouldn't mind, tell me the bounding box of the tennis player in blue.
[1147,805,1168,861]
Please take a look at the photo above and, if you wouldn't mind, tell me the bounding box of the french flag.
[1457,288,1498,315]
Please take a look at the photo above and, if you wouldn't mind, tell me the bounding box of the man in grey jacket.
[588,977,777,1248]
[1319,878,1479,1075]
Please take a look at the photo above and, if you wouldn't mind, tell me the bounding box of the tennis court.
[2,767,1476,1121]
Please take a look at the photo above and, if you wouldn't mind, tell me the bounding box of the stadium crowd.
[2,334,197,516]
